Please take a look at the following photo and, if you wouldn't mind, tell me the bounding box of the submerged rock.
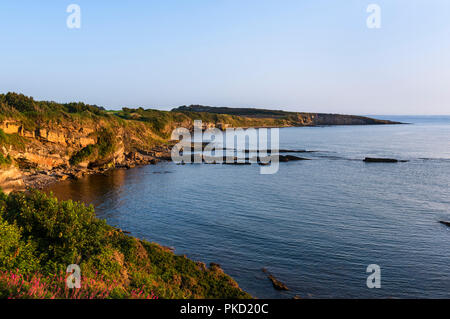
[223,161,251,165]
[279,149,317,153]
[439,221,450,227]
[244,149,315,153]
[201,154,310,164]
[363,157,407,163]
[279,155,310,162]
[268,274,289,291]
[262,268,289,291]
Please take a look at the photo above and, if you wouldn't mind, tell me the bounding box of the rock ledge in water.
[439,221,450,227]
[363,157,408,163]
[279,155,310,162]
[262,268,289,291]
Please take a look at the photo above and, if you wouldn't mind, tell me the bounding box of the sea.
[45,116,450,298]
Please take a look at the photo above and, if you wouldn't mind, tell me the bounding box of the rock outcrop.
[0,116,172,192]
[279,155,310,162]
[262,268,289,291]
[439,221,450,228]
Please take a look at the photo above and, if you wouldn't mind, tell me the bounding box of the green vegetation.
[174,105,295,118]
[0,191,250,299]
[96,128,115,158]
[115,106,288,140]
[0,129,18,167]
[172,105,401,126]
[0,93,112,133]
[69,129,116,166]
[69,145,96,166]
[0,92,107,119]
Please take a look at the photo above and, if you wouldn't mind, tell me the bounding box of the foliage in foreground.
[0,270,157,299]
[0,191,250,299]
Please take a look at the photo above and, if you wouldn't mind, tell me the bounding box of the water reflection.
[44,168,129,209]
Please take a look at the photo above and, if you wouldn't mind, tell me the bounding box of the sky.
[0,0,449,115]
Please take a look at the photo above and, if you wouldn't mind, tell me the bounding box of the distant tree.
[4,92,36,112]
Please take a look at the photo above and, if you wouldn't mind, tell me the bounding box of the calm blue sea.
[46,116,450,298]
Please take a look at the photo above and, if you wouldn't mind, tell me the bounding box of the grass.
[0,190,251,299]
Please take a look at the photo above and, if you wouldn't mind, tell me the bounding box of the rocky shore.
[0,147,173,193]
[0,93,404,193]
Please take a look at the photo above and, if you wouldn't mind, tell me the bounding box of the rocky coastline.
[0,146,173,193]
[0,93,403,193]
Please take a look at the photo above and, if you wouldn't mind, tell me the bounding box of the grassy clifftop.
[173,105,401,125]
[0,190,250,299]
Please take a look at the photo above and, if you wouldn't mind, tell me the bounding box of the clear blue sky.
[0,0,449,114]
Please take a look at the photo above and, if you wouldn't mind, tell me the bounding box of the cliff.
[0,93,401,192]
[172,105,401,126]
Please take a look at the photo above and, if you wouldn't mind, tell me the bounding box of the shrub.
[0,217,38,273]
[69,144,96,166]
[69,129,115,166]
[0,191,250,299]
[0,153,12,166]
[96,128,115,158]
[0,191,108,274]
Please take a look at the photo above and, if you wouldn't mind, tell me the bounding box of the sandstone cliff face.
[0,119,98,169]
[0,166,25,194]
[0,115,172,192]
[1,120,96,148]
[1,121,22,134]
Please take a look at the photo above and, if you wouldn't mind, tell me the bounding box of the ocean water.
[45,116,450,298]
